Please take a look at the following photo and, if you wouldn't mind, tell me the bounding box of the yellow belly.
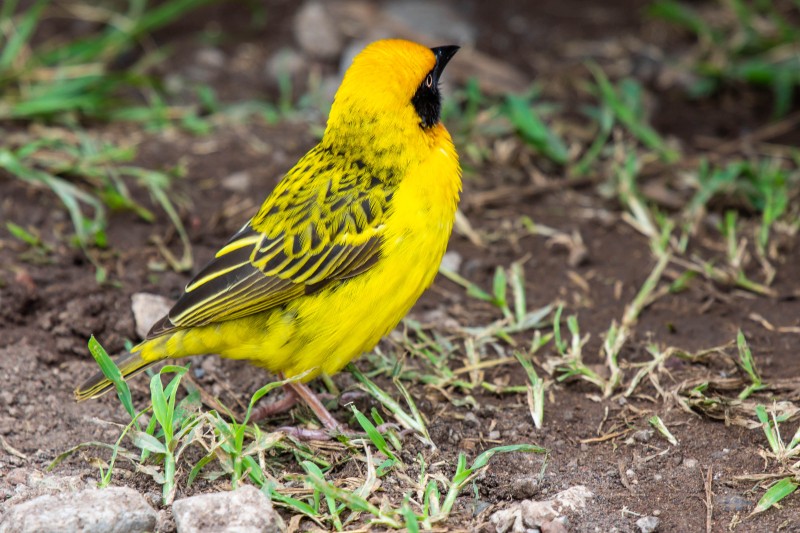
[138,134,461,380]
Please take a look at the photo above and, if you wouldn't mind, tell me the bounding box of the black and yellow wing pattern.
[147,145,397,339]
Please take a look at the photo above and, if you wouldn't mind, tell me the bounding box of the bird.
[75,39,462,432]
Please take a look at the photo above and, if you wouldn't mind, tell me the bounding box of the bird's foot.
[278,422,404,442]
[277,426,341,441]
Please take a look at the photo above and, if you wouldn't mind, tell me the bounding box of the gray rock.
[715,494,752,512]
[510,476,540,499]
[195,47,225,69]
[681,457,699,469]
[384,1,476,46]
[440,250,462,273]
[633,429,653,443]
[221,171,252,193]
[131,293,173,339]
[490,486,593,532]
[0,487,157,533]
[462,411,479,428]
[186,48,226,83]
[172,486,285,533]
[636,516,660,533]
[293,2,344,60]
[2,470,94,508]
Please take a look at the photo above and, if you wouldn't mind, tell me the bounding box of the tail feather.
[74,351,158,401]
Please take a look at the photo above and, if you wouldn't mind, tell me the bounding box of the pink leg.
[286,381,343,432]
[250,386,300,422]
[249,378,344,438]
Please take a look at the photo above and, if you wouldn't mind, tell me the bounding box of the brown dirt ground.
[2,1,800,531]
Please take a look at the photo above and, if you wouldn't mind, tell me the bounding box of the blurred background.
[1,1,800,531]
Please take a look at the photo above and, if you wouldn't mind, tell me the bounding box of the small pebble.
[636,516,660,533]
[195,47,225,69]
[681,457,699,469]
[510,476,539,499]
[472,500,492,517]
[221,171,251,193]
[440,250,462,273]
[5,468,28,486]
[462,411,479,428]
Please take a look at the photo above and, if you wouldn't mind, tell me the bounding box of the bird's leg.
[285,380,343,433]
[249,385,299,422]
[249,377,344,439]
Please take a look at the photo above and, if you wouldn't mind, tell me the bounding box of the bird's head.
[325,39,459,160]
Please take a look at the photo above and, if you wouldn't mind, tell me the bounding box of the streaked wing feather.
[146,147,393,340]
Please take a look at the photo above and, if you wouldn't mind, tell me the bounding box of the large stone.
[490,485,594,533]
[0,487,157,533]
[293,2,344,60]
[172,485,285,533]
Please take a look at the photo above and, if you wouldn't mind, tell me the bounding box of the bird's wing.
[146,149,394,339]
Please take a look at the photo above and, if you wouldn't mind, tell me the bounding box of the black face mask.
[411,45,459,129]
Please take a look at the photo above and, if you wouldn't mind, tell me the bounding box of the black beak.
[431,45,459,81]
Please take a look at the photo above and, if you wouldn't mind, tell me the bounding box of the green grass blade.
[586,62,679,162]
[648,415,679,446]
[0,0,48,71]
[756,405,781,454]
[149,373,170,442]
[242,371,309,424]
[737,330,765,399]
[348,363,431,444]
[438,265,494,302]
[266,485,322,523]
[514,352,544,429]
[648,0,716,43]
[752,478,798,515]
[87,336,135,420]
[130,431,168,454]
[504,94,568,165]
[401,500,420,532]
[350,405,397,462]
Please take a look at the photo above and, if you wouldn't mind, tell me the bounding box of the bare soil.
[2,1,800,531]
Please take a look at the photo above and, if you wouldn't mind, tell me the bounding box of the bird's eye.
[425,74,433,88]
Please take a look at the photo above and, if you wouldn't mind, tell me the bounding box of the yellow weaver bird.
[75,39,461,431]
